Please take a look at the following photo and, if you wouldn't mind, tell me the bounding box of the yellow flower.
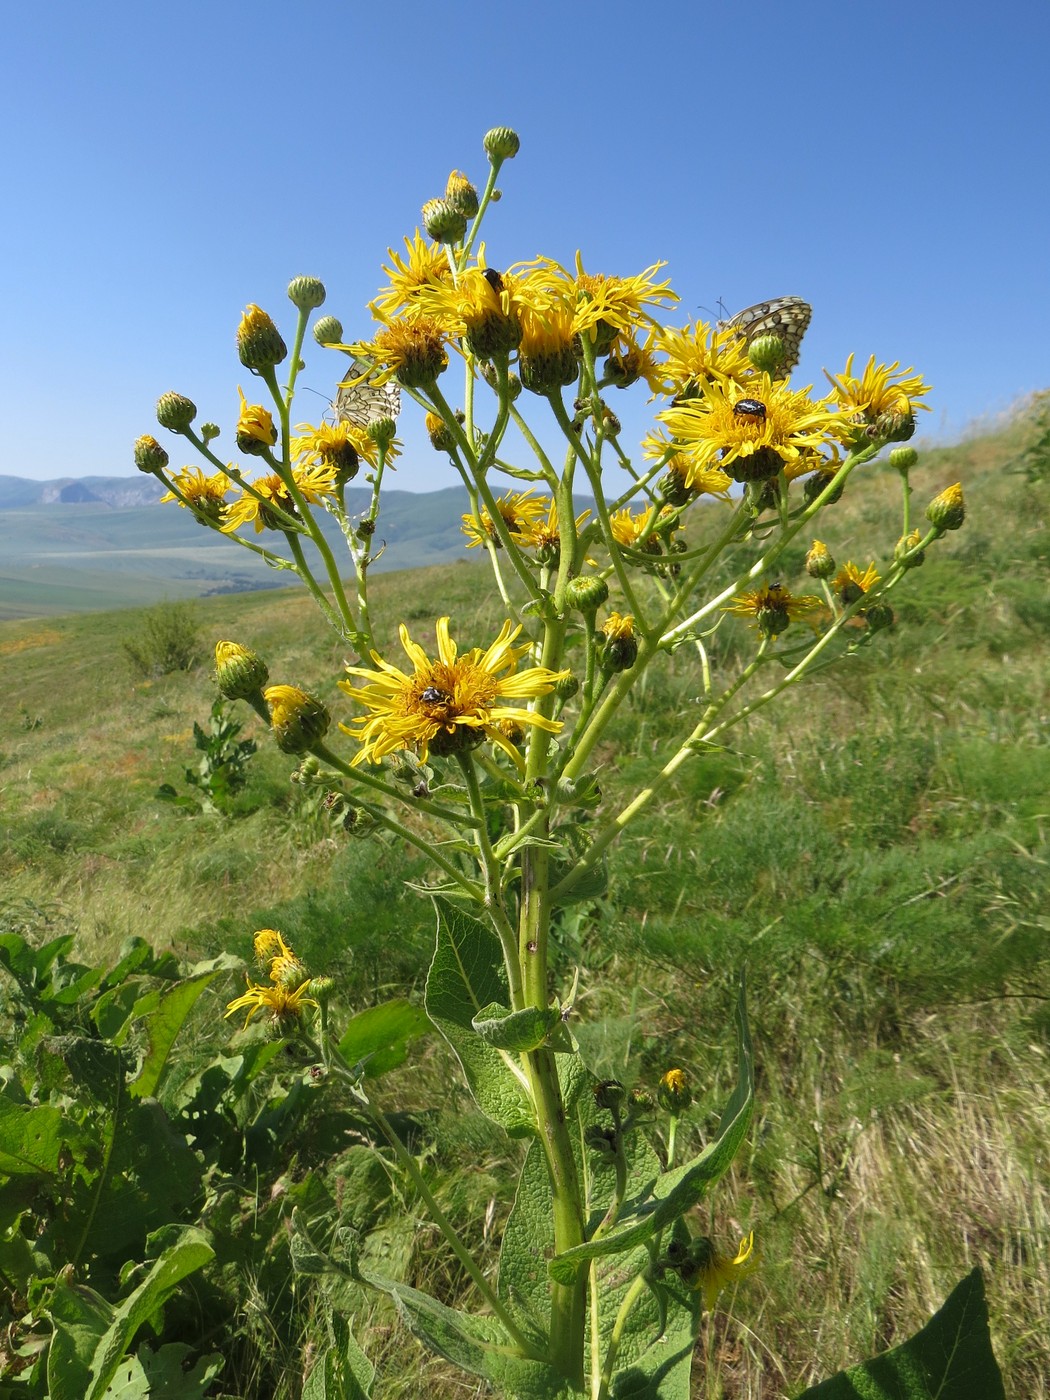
[235,388,278,451]
[515,291,579,395]
[521,498,592,558]
[347,316,448,388]
[160,465,230,523]
[418,261,523,359]
[222,463,336,534]
[370,231,452,322]
[533,254,677,348]
[609,506,660,552]
[225,977,317,1029]
[688,1233,756,1311]
[652,320,755,396]
[833,560,881,604]
[724,584,821,639]
[461,489,547,548]
[292,420,378,474]
[339,617,568,768]
[657,1067,691,1112]
[826,354,931,420]
[660,378,843,485]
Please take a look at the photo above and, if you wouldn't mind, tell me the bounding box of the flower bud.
[156,392,197,433]
[421,198,467,246]
[445,170,479,219]
[863,601,894,632]
[368,417,398,452]
[805,540,836,579]
[236,390,278,455]
[747,334,788,376]
[237,304,287,370]
[480,361,523,400]
[425,409,463,452]
[894,529,926,568]
[803,469,844,507]
[308,976,336,1002]
[313,315,344,346]
[628,1088,655,1117]
[288,276,326,311]
[215,640,269,699]
[658,1068,692,1114]
[593,1079,627,1114]
[134,434,169,474]
[584,1126,618,1160]
[484,126,520,161]
[566,575,610,614]
[659,466,694,508]
[890,446,918,473]
[553,671,580,700]
[926,482,965,532]
[201,422,221,443]
[264,684,331,754]
[730,445,783,484]
[601,613,638,672]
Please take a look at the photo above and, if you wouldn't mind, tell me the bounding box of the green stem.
[595,1274,649,1400]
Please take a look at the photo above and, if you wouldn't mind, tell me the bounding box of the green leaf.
[0,1099,65,1176]
[302,1313,374,1400]
[548,980,754,1283]
[45,1226,214,1400]
[137,1342,223,1397]
[336,998,430,1077]
[796,1268,1005,1400]
[472,1001,561,1052]
[121,959,238,1099]
[423,900,533,1137]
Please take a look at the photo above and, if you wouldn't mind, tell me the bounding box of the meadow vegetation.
[1,407,1047,1396]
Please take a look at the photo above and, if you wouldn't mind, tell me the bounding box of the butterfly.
[717,296,812,375]
[334,357,401,429]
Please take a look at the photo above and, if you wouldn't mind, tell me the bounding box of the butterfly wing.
[717,296,812,375]
[335,357,402,429]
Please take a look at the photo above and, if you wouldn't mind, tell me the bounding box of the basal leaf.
[424,900,533,1137]
[796,1268,1005,1400]
[125,961,236,1099]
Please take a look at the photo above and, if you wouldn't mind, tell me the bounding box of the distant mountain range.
[0,474,483,621]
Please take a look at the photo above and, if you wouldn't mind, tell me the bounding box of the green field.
[1,409,1047,1396]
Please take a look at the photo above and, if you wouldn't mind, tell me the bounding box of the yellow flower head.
[339,617,568,768]
[725,584,821,639]
[371,231,452,322]
[660,379,843,485]
[222,463,336,534]
[236,304,286,370]
[833,560,881,604]
[522,498,591,559]
[652,320,755,397]
[609,506,661,553]
[292,420,377,477]
[160,465,230,524]
[225,977,317,1030]
[826,353,931,421]
[235,388,278,452]
[602,611,635,643]
[350,316,449,389]
[687,1232,756,1312]
[540,254,678,349]
[420,262,523,359]
[461,489,547,548]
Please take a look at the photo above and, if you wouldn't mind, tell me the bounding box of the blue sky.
[2,0,1047,491]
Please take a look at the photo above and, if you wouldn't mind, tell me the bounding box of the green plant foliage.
[156,698,258,815]
[796,1269,1004,1399]
[121,600,202,677]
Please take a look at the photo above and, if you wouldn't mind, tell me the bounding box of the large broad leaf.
[548,980,754,1284]
[120,957,239,1099]
[423,900,534,1137]
[336,998,430,1077]
[302,1313,374,1399]
[797,1268,1005,1399]
[45,1225,214,1400]
[0,1099,66,1176]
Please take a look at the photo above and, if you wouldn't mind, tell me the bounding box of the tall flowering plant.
[137,128,966,1397]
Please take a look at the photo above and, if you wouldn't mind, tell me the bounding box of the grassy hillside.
[1,407,1048,1396]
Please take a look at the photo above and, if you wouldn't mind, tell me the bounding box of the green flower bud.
[804,469,844,506]
[237,304,287,371]
[368,417,398,452]
[484,126,521,161]
[215,640,269,699]
[264,685,331,754]
[805,540,836,579]
[565,575,610,614]
[288,276,326,311]
[658,1068,692,1114]
[421,197,467,246]
[747,334,788,376]
[445,170,479,219]
[659,466,694,508]
[730,445,783,484]
[134,434,169,474]
[553,671,580,700]
[313,315,344,346]
[201,422,221,443]
[584,1126,618,1160]
[863,601,894,632]
[894,529,926,568]
[890,446,918,472]
[593,1079,627,1113]
[926,482,965,532]
[156,392,197,433]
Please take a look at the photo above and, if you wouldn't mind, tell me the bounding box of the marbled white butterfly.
[717,296,812,375]
[335,358,401,429]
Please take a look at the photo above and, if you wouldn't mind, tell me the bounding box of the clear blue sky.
[2,0,1047,491]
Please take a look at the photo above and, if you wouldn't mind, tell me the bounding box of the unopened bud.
[863,601,894,632]
[889,446,918,473]
[445,170,479,219]
[484,127,520,161]
[926,482,965,532]
[565,575,609,614]
[156,392,197,433]
[134,434,169,474]
[368,417,398,452]
[421,198,467,245]
[805,540,836,579]
[264,684,331,754]
[658,1068,692,1114]
[237,304,287,371]
[894,529,926,568]
[593,1079,627,1113]
[313,315,344,346]
[747,334,788,375]
[201,422,221,443]
[215,640,269,699]
[288,276,326,311]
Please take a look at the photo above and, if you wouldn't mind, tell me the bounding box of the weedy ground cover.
[1,398,1047,1396]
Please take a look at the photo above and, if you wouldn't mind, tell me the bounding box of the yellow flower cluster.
[225,930,317,1028]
